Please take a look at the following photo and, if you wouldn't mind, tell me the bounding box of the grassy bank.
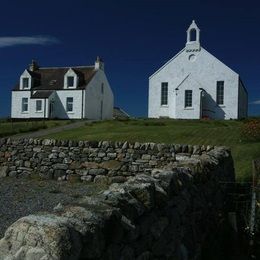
[43,119,260,181]
[0,119,71,138]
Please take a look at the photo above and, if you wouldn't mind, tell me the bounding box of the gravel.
[0,177,103,237]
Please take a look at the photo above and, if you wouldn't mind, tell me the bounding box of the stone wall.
[0,138,235,260]
[1,138,216,182]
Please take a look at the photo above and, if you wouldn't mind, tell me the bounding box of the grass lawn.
[0,119,71,138]
[42,119,260,181]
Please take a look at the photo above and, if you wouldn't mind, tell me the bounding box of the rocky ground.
[0,177,104,238]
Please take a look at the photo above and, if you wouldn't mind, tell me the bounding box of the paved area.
[10,121,88,139]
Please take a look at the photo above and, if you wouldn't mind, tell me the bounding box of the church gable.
[148,20,248,120]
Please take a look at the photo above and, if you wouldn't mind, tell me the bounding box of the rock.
[109,176,127,184]
[9,171,18,177]
[176,153,191,161]
[42,139,52,146]
[0,214,83,260]
[107,153,117,158]
[24,161,31,168]
[53,163,68,170]
[53,203,64,212]
[58,152,66,158]
[53,169,66,179]
[81,175,93,183]
[0,166,8,178]
[81,162,99,169]
[98,152,106,158]
[94,175,109,185]
[142,154,151,160]
[193,145,201,155]
[89,168,107,176]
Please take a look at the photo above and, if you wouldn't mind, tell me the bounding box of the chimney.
[94,56,104,70]
[29,60,39,72]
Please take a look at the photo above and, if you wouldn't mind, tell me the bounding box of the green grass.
[0,120,71,137]
[42,119,260,181]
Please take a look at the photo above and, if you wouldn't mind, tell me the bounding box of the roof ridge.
[39,65,95,69]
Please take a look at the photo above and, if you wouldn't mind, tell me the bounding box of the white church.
[148,21,248,120]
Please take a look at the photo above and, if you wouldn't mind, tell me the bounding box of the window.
[22,78,29,89]
[66,97,73,112]
[190,29,197,41]
[22,98,28,112]
[67,76,74,88]
[185,90,192,107]
[216,81,224,105]
[161,82,168,105]
[101,83,104,94]
[36,100,42,112]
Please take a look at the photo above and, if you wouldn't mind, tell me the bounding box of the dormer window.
[64,68,78,89]
[22,78,29,89]
[20,70,32,90]
[67,76,74,88]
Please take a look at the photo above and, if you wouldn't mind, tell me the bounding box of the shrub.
[240,119,260,141]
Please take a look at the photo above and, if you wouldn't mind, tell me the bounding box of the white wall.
[53,90,84,119]
[11,91,30,118]
[85,70,114,120]
[149,47,243,119]
[11,91,49,119]
[175,75,201,119]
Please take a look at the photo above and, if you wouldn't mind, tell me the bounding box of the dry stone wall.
[1,138,216,182]
[0,138,235,260]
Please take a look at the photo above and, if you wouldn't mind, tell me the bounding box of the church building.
[148,21,248,119]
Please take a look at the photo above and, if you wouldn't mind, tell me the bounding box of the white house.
[148,20,248,120]
[11,57,114,120]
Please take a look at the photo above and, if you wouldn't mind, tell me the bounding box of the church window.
[185,90,192,107]
[216,81,224,105]
[161,83,168,105]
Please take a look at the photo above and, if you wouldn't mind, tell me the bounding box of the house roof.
[13,66,97,91]
[113,107,130,119]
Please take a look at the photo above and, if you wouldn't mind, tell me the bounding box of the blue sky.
[0,0,260,117]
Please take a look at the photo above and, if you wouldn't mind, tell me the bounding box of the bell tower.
[186,20,201,52]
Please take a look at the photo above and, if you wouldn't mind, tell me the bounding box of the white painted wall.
[149,47,243,119]
[11,92,47,118]
[63,68,78,89]
[53,90,84,119]
[11,91,30,118]
[85,70,114,120]
[11,66,114,120]
[19,70,32,90]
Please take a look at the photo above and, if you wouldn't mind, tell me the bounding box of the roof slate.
[13,66,96,91]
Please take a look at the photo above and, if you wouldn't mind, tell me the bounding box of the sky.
[0,0,260,117]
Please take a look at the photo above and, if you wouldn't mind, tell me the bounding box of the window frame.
[66,97,74,112]
[161,82,168,106]
[36,100,43,112]
[184,90,193,108]
[216,81,224,105]
[67,76,75,88]
[21,97,29,112]
[22,77,29,89]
